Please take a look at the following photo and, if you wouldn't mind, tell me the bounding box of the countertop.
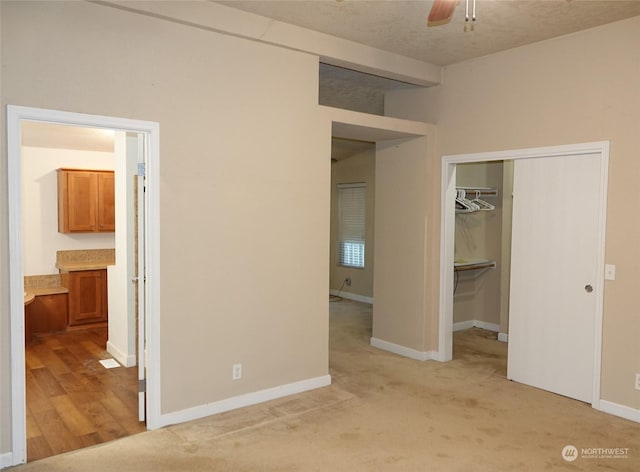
[56,260,114,272]
[24,287,69,305]
[24,291,35,306]
[56,248,115,272]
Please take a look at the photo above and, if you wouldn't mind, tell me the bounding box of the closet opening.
[451,160,512,375]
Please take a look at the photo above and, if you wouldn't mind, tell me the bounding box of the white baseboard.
[498,332,509,343]
[156,375,331,429]
[452,320,474,331]
[1,452,15,469]
[453,319,500,333]
[106,341,136,368]
[330,289,373,305]
[370,337,436,362]
[597,399,640,423]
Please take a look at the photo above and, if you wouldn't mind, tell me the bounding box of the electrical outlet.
[635,373,640,391]
[345,277,352,286]
[232,363,242,381]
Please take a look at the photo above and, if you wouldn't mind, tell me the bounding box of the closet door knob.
[584,284,593,293]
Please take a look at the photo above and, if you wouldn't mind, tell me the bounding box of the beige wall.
[1,0,331,452]
[329,147,375,299]
[425,17,640,409]
[373,136,432,352]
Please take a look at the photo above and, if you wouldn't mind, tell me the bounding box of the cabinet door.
[68,270,108,326]
[64,171,98,232]
[28,294,68,335]
[58,169,115,233]
[97,172,115,231]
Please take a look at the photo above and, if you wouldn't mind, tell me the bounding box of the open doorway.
[7,106,161,466]
[329,137,375,306]
[21,122,143,461]
[328,137,375,370]
[451,160,511,376]
[451,160,508,372]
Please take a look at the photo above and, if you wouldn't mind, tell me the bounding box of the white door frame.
[7,105,162,466]
[437,141,609,409]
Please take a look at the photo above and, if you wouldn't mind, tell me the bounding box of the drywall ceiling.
[218,1,640,66]
[331,137,374,161]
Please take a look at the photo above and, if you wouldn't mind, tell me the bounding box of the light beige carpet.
[13,299,639,471]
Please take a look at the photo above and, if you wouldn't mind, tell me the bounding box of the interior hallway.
[15,299,639,471]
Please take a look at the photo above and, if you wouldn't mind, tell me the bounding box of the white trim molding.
[6,105,161,466]
[370,337,437,362]
[1,452,14,469]
[597,400,640,423]
[156,375,331,429]
[106,341,136,368]
[452,320,499,333]
[330,289,373,305]
[497,333,509,343]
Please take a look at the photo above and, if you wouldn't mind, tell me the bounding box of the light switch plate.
[605,264,616,281]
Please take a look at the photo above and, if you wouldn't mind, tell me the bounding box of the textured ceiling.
[218,0,640,66]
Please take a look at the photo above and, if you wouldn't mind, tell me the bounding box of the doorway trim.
[7,105,161,466]
[437,141,609,409]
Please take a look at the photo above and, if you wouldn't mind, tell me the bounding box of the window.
[337,183,366,268]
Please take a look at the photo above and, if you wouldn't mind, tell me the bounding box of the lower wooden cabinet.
[26,294,68,343]
[67,269,108,327]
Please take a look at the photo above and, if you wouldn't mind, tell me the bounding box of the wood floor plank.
[76,371,111,395]
[26,435,54,462]
[100,391,146,435]
[26,370,54,414]
[40,334,65,350]
[31,408,83,455]
[78,400,129,441]
[56,371,94,393]
[31,343,71,376]
[67,390,108,406]
[64,342,98,367]
[80,339,110,359]
[111,384,140,415]
[31,367,66,397]
[25,348,45,370]
[52,347,84,371]
[26,408,43,438]
[78,432,103,448]
[50,395,97,436]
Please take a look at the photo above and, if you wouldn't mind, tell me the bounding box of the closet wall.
[454,161,508,332]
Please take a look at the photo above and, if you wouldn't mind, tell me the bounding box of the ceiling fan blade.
[428,0,457,24]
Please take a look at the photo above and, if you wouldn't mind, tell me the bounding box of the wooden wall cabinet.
[58,169,115,233]
[67,269,108,327]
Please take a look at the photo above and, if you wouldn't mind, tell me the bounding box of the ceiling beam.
[324,106,432,142]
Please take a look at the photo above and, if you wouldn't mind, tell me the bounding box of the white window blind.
[337,183,366,268]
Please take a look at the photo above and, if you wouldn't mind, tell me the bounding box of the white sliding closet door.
[507,153,603,403]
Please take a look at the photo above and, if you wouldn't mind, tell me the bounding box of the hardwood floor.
[26,328,145,462]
